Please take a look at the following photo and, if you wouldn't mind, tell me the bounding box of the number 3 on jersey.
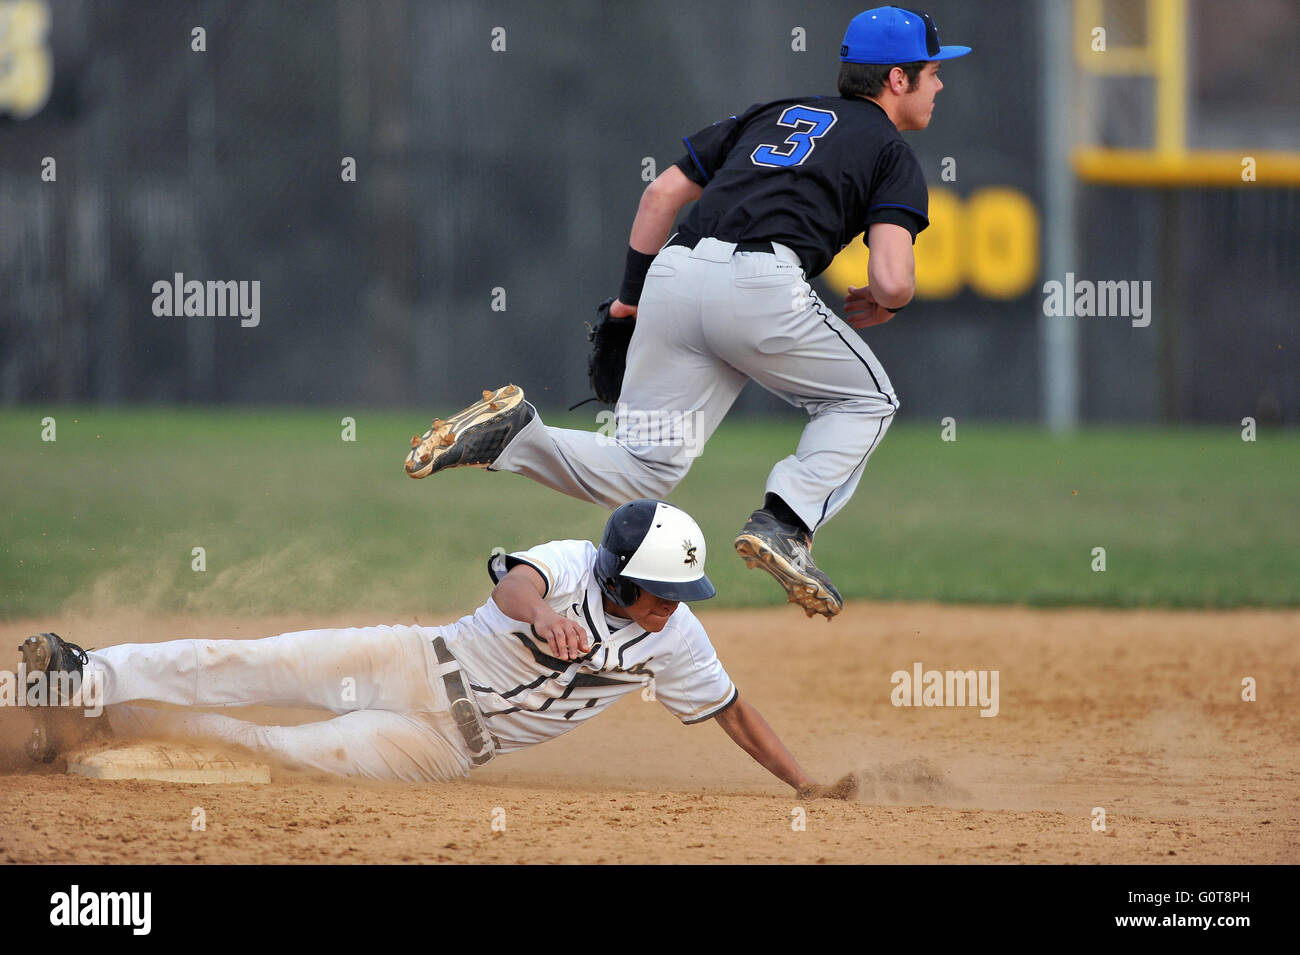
[751,106,838,168]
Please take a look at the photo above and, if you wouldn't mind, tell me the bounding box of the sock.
[763,493,811,538]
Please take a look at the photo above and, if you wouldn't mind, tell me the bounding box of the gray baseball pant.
[493,237,898,533]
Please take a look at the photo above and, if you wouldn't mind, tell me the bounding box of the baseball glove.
[584,297,635,405]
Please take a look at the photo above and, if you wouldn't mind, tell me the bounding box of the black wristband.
[618,247,657,306]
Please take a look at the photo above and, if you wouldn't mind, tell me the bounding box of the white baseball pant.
[89,625,476,782]
[493,238,898,533]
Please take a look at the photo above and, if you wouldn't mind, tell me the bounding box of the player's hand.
[534,612,590,661]
[796,772,859,800]
[609,299,638,319]
[843,285,897,329]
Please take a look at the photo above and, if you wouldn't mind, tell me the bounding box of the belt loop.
[770,241,800,267]
[691,237,736,263]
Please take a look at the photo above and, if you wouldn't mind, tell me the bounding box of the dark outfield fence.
[0,0,1295,422]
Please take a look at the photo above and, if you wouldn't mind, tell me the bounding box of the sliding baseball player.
[19,500,855,799]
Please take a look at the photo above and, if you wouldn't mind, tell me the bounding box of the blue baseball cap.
[840,6,971,64]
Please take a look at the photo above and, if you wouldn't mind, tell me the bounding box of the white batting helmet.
[594,500,716,606]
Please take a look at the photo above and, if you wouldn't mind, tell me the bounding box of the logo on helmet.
[682,540,698,567]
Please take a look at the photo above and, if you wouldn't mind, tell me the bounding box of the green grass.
[1,407,1296,618]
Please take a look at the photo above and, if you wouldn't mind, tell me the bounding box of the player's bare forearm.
[714,694,815,792]
[865,222,916,310]
[490,566,590,660]
[715,696,857,800]
[611,167,703,319]
[628,165,703,254]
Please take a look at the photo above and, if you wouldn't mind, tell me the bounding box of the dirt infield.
[1,603,1296,864]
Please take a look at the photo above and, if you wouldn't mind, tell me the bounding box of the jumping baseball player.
[18,501,855,799]
[404,8,970,620]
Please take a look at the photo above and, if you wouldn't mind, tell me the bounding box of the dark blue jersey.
[673,95,929,279]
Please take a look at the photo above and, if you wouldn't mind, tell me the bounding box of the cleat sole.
[734,536,843,619]
[405,385,526,478]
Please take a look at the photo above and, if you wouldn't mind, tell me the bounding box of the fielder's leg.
[471,243,749,507]
[710,245,899,617]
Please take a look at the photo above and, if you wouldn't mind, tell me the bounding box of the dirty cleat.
[404,384,535,478]
[18,632,100,763]
[734,510,843,619]
[19,632,88,692]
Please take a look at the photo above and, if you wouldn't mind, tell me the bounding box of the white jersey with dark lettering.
[436,539,737,753]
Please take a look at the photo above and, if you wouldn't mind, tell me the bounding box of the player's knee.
[826,392,898,419]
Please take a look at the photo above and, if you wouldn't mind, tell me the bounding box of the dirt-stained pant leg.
[92,625,440,711]
[91,625,473,782]
[105,705,469,782]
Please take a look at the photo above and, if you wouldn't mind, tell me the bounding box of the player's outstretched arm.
[490,565,591,661]
[714,694,856,800]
